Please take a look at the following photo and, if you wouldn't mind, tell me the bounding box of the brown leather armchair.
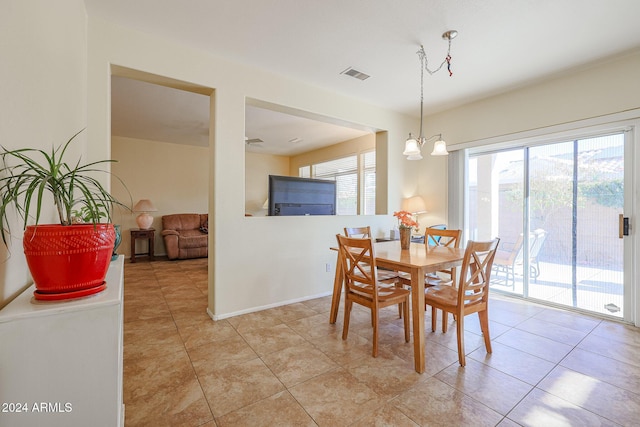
[161,213,208,260]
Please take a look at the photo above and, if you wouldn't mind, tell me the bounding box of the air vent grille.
[340,67,370,81]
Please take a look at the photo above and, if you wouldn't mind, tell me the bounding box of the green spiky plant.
[0,129,130,245]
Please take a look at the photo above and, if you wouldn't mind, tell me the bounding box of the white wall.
[245,152,289,217]
[0,0,88,308]
[87,16,415,318]
[111,136,209,257]
[429,50,640,146]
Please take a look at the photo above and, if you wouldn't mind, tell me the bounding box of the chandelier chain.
[419,37,453,76]
[403,31,456,159]
[416,37,454,142]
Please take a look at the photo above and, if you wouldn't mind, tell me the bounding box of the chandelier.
[403,30,458,160]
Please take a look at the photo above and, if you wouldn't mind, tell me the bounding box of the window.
[362,151,376,215]
[299,151,375,215]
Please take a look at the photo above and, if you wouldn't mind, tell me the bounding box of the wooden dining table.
[329,240,465,373]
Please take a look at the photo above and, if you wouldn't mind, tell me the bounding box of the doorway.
[468,131,630,319]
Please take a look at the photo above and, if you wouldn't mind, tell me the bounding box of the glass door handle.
[619,214,629,238]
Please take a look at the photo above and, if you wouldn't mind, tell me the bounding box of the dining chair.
[336,234,410,357]
[396,228,462,323]
[397,228,462,285]
[424,238,500,366]
[344,227,399,283]
[425,223,447,245]
[424,228,463,285]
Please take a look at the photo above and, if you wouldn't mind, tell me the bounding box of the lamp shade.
[402,196,427,214]
[133,199,157,213]
[402,134,421,156]
[431,138,449,156]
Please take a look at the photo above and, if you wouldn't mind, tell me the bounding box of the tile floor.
[123,258,640,426]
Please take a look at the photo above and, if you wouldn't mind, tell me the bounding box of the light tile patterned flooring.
[124,258,640,426]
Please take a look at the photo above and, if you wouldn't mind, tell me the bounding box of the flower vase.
[400,227,411,250]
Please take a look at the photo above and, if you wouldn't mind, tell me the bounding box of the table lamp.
[133,199,157,229]
[402,196,427,215]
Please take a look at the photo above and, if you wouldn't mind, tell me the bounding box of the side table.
[130,228,155,263]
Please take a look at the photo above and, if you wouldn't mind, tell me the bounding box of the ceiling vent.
[340,67,370,81]
[245,138,263,145]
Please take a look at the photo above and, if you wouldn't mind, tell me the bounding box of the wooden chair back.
[344,226,398,283]
[425,228,461,248]
[425,228,462,283]
[336,234,378,297]
[344,226,372,238]
[457,239,500,309]
[425,224,447,245]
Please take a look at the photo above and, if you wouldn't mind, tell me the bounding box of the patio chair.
[529,229,547,280]
[493,229,546,286]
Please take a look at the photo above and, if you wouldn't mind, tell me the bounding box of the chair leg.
[478,309,492,354]
[456,313,465,367]
[431,306,437,332]
[342,300,352,341]
[441,310,448,333]
[403,301,410,342]
[442,310,449,333]
[371,308,379,357]
[396,282,404,318]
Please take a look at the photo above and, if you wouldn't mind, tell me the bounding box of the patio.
[491,261,624,318]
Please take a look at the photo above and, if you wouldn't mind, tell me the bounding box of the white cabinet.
[0,256,124,427]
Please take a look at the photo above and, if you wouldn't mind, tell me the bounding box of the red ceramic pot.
[23,224,116,300]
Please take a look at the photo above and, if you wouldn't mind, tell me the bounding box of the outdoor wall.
[87,16,415,318]
[0,0,88,309]
[111,136,209,257]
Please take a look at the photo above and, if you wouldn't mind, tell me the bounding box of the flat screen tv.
[268,175,336,216]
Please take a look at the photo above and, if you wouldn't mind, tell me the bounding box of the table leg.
[329,252,344,324]
[130,235,136,263]
[411,266,426,373]
[149,235,155,261]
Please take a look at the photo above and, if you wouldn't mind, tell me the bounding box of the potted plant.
[72,204,123,262]
[393,210,419,249]
[0,129,130,300]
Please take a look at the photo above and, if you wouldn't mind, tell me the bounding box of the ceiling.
[100,0,640,154]
[110,76,372,154]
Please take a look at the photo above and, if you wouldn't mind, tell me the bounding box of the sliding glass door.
[468,132,628,319]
